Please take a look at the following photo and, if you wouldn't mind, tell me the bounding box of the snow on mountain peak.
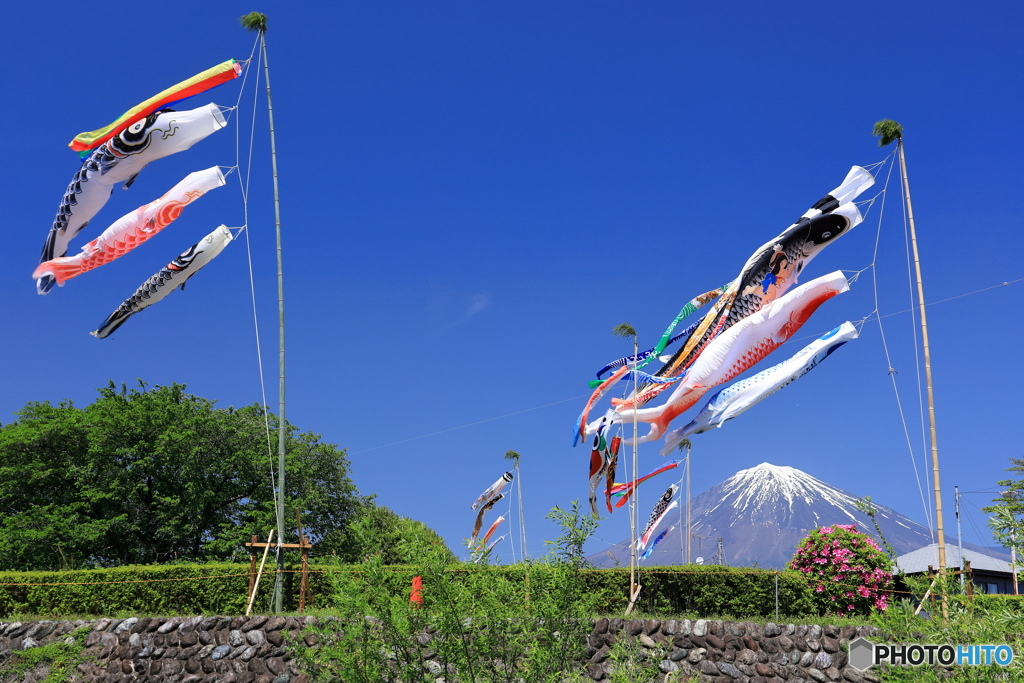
[718,462,860,518]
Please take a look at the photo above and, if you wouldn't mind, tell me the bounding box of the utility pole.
[955,486,964,588]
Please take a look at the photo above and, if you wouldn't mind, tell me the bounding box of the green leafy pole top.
[612,322,637,340]
[613,321,641,608]
[873,119,903,147]
[239,12,268,32]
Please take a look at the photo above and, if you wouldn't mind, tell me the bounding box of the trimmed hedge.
[0,562,818,618]
[0,563,335,617]
[968,593,1024,613]
[580,564,819,617]
[317,563,820,618]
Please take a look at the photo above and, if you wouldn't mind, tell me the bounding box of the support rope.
[867,151,934,537]
[232,33,281,529]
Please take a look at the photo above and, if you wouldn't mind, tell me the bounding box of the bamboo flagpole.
[631,335,639,607]
[628,331,642,612]
[241,11,288,614]
[612,323,641,611]
[875,119,947,615]
[898,133,947,572]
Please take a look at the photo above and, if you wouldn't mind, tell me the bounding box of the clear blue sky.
[3,1,1021,562]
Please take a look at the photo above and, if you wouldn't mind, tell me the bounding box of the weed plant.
[298,502,600,683]
[0,626,91,683]
[869,571,1024,682]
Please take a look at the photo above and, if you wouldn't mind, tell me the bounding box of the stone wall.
[0,615,314,683]
[0,615,882,682]
[583,617,883,682]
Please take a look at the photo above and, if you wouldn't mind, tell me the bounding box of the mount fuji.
[587,462,993,569]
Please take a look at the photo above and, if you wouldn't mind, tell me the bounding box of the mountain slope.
[588,462,991,569]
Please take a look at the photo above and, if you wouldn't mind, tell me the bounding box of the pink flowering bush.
[789,524,893,616]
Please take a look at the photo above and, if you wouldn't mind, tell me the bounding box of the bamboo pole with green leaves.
[613,323,641,610]
[241,11,288,613]
[875,118,948,613]
[504,449,527,560]
[677,438,692,564]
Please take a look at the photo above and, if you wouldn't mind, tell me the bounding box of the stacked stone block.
[1,616,885,682]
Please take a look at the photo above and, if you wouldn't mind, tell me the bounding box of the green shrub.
[299,503,603,683]
[0,562,338,617]
[0,561,821,620]
[302,553,599,683]
[580,564,818,617]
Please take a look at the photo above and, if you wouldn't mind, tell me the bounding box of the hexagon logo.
[849,637,875,671]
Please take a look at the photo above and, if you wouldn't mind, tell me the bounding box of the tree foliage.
[982,458,1024,559]
[544,501,598,567]
[0,381,447,571]
[340,504,455,565]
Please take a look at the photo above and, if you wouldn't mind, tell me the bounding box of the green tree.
[983,458,1024,523]
[987,504,1022,576]
[339,504,455,564]
[0,381,370,570]
[982,460,1024,590]
[0,398,99,570]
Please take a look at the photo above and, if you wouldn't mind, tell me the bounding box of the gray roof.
[895,543,1014,575]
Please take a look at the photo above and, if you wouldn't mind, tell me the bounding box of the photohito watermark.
[849,637,1015,671]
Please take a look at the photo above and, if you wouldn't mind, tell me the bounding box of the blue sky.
[3,1,1021,562]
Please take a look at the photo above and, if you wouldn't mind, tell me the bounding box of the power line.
[349,274,1021,457]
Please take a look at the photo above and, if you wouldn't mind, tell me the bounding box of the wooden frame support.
[245,534,314,611]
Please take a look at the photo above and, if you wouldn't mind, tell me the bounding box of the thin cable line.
[349,395,586,455]
[898,157,934,543]
[868,153,934,537]
[224,38,259,124]
[882,278,1023,315]
[344,272,1020,460]
[233,42,280,523]
[963,500,998,550]
[505,476,517,563]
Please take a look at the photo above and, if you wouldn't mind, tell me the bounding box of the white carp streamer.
[92,225,234,338]
[660,321,859,454]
